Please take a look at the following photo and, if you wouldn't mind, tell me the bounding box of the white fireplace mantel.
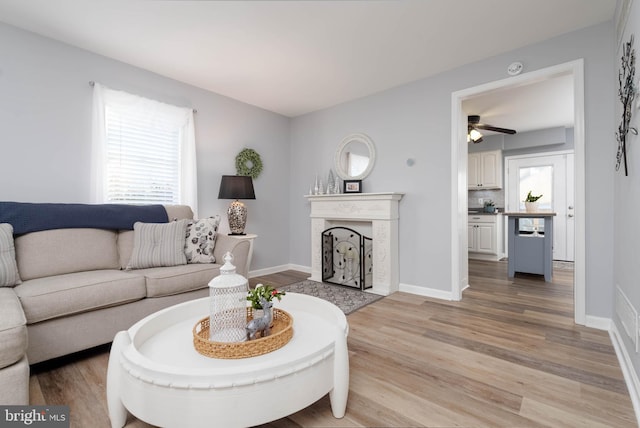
[305,192,404,296]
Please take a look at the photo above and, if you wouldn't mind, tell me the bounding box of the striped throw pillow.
[0,223,21,287]
[127,220,189,269]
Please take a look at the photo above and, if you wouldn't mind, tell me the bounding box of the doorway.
[505,151,575,261]
[450,59,585,325]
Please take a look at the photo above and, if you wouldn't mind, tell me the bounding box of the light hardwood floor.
[29,261,636,427]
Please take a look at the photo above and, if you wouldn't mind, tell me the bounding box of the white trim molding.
[451,59,586,324]
[399,283,455,301]
[584,315,612,331]
[610,322,640,426]
[248,264,310,278]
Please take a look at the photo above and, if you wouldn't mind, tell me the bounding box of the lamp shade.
[218,175,256,200]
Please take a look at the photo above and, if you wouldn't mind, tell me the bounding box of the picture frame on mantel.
[343,180,362,193]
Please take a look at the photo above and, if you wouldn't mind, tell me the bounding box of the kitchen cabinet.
[468,214,504,261]
[468,150,502,189]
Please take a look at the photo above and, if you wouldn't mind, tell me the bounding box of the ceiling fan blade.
[475,124,516,134]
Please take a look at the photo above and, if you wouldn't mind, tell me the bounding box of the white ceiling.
[463,73,575,135]
[0,0,614,119]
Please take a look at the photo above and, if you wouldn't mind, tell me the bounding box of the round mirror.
[334,133,376,180]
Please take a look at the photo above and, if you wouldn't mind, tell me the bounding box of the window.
[91,83,197,213]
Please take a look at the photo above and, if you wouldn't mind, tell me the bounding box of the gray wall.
[0,22,291,271]
[613,0,640,387]
[289,22,614,318]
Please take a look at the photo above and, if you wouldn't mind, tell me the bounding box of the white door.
[506,152,575,261]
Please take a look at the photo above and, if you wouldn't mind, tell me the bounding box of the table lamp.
[218,175,256,235]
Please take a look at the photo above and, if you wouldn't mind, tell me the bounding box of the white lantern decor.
[208,252,248,342]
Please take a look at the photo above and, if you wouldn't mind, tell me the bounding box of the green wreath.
[235,148,263,179]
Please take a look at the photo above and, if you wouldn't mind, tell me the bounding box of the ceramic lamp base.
[228,200,248,234]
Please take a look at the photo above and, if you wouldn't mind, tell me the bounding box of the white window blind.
[105,104,181,204]
[91,83,198,213]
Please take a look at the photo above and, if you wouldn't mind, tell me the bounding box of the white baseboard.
[248,264,310,278]
[399,282,454,300]
[610,322,640,427]
[585,315,612,331]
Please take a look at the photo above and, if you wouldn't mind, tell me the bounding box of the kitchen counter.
[503,211,556,217]
[468,210,503,215]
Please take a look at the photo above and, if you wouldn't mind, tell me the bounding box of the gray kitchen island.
[503,212,556,281]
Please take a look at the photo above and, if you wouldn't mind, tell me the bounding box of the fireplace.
[305,192,404,296]
[322,226,373,290]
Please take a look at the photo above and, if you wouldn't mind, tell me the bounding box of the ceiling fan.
[467,115,516,144]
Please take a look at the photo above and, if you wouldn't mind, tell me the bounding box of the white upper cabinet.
[468,150,502,189]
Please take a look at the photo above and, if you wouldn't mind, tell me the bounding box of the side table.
[228,233,257,276]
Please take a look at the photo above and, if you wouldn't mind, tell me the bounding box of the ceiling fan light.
[469,128,483,143]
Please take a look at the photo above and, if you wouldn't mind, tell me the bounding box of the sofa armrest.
[214,235,251,278]
[0,288,28,369]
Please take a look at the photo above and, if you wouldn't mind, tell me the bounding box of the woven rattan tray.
[193,308,293,359]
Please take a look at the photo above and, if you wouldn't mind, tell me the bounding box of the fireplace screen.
[322,227,372,290]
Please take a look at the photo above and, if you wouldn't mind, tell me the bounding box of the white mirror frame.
[334,133,376,181]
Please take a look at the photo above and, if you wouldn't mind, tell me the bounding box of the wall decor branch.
[616,34,636,176]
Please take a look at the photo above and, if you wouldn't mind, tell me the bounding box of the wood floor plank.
[28,261,637,427]
[519,396,616,428]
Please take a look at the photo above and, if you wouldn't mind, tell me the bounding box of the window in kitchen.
[91,83,197,213]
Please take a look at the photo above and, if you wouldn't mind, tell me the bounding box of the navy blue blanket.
[0,202,169,235]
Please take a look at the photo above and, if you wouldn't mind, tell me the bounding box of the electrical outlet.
[478,198,484,205]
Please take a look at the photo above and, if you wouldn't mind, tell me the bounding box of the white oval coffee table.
[106,293,349,428]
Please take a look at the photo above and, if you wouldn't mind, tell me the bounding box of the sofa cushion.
[0,356,29,405]
[117,229,135,270]
[15,228,120,281]
[0,224,21,287]
[127,220,189,269]
[0,288,27,369]
[117,205,194,269]
[129,264,221,297]
[185,216,221,264]
[164,205,194,222]
[14,270,146,324]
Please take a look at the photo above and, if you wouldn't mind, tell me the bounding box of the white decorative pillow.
[127,219,189,269]
[0,223,21,287]
[185,216,221,264]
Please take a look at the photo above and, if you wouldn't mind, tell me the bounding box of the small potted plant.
[525,191,543,212]
[483,200,496,213]
[247,284,285,321]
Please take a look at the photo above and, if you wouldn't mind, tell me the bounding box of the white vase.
[525,201,539,212]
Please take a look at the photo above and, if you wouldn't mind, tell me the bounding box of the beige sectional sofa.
[0,205,250,405]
